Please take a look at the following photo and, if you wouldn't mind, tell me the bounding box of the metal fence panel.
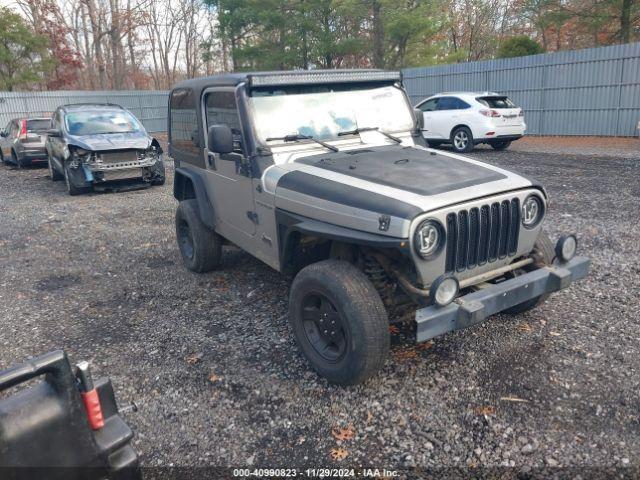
[402,42,640,136]
[0,90,169,133]
[1,44,639,137]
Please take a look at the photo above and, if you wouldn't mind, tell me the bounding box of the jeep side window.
[419,98,438,112]
[170,88,199,155]
[205,91,244,155]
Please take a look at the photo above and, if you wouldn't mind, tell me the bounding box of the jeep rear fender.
[173,167,215,229]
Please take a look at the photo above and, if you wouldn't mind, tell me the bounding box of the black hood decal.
[297,145,506,196]
[278,171,421,220]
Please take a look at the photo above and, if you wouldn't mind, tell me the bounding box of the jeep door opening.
[169,70,589,385]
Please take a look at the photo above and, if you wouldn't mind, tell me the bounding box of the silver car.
[169,70,589,385]
[0,117,50,167]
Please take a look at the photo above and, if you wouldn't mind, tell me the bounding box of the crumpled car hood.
[67,131,152,152]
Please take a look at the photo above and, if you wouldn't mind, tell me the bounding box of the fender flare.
[276,209,407,269]
[173,167,215,229]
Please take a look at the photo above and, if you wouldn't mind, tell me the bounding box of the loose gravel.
[0,147,639,476]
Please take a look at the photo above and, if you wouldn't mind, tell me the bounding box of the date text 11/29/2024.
[232,468,400,477]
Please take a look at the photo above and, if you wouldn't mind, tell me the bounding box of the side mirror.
[413,108,424,130]
[47,128,61,137]
[207,124,233,154]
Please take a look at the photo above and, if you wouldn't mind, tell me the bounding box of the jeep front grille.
[445,198,520,273]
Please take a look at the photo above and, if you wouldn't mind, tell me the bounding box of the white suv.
[415,92,526,153]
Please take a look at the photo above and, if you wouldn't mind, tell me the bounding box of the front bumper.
[415,256,590,342]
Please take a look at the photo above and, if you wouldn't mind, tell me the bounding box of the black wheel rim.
[300,292,348,362]
[177,220,194,260]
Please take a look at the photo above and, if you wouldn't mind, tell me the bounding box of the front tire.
[289,260,390,385]
[64,162,91,195]
[450,126,474,153]
[504,231,556,314]
[175,199,222,272]
[490,140,512,151]
[48,154,63,181]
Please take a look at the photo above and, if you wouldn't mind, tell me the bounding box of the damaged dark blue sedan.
[45,103,165,195]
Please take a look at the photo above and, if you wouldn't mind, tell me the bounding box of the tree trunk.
[371,0,384,68]
[84,0,107,89]
[620,0,632,43]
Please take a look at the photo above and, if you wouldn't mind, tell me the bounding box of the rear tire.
[491,140,512,151]
[450,126,474,153]
[289,260,389,385]
[504,231,556,314]
[12,150,27,168]
[175,199,222,272]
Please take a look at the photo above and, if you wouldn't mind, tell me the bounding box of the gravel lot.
[1,147,639,476]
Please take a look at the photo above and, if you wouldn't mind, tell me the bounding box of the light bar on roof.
[248,70,401,88]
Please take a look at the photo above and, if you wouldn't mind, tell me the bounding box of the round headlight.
[414,220,444,259]
[555,234,577,262]
[522,195,543,228]
[430,275,459,307]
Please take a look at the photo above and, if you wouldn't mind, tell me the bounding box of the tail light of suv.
[479,109,501,118]
[18,119,27,140]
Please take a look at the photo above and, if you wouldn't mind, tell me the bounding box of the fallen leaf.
[549,331,561,336]
[500,396,529,403]
[366,411,373,424]
[388,325,400,334]
[186,353,203,365]
[331,424,355,441]
[474,405,496,416]
[208,372,223,383]
[330,447,348,461]
[416,340,434,350]
[518,323,533,333]
[393,348,418,361]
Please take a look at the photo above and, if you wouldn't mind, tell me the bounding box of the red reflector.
[486,132,495,136]
[81,389,105,430]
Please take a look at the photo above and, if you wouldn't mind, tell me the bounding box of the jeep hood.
[296,145,511,197]
[272,144,541,238]
[67,131,152,152]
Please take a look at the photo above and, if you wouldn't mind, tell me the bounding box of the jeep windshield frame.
[247,83,415,146]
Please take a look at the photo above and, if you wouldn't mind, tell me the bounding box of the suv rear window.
[26,119,50,132]
[477,96,516,109]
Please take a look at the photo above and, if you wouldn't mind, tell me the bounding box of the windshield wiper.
[338,126,402,144]
[265,134,339,152]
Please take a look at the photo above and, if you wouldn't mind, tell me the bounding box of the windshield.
[249,85,414,143]
[65,110,143,136]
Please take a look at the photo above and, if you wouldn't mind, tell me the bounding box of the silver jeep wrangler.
[169,70,589,385]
